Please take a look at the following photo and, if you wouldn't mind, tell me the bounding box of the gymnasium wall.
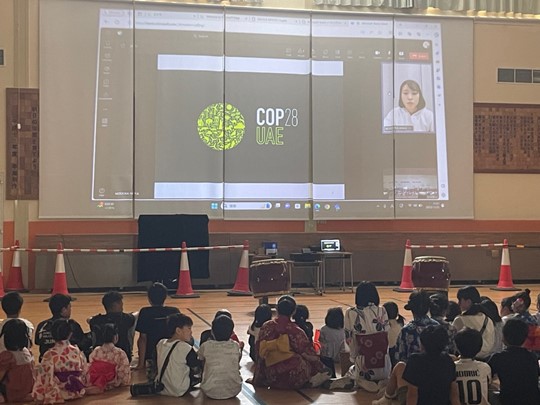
[1,2,540,289]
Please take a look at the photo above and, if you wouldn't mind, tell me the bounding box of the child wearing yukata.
[0,319,34,403]
[33,319,88,404]
[86,323,130,393]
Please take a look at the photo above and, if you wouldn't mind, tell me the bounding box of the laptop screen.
[321,239,340,251]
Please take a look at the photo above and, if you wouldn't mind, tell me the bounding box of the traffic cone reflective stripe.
[394,239,414,292]
[172,242,199,299]
[491,239,520,291]
[6,241,26,292]
[228,241,252,296]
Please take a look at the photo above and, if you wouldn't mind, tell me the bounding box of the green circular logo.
[197,103,245,150]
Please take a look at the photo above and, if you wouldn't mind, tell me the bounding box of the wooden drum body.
[250,259,290,298]
[411,256,451,294]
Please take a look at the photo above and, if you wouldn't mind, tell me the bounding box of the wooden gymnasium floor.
[12,284,540,405]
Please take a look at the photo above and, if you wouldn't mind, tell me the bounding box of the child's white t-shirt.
[454,358,492,405]
[156,339,193,397]
[198,339,242,400]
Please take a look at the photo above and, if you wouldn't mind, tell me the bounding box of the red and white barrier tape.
[0,244,245,254]
[410,243,504,249]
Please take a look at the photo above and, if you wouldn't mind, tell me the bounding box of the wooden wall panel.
[474,103,540,173]
[5,88,39,199]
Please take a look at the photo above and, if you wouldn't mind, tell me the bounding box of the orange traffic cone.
[171,242,200,299]
[6,241,27,292]
[228,241,252,296]
[491,239,520,291]
[44,243,75,301]
[394,239,414,292]
[0,261,6,300]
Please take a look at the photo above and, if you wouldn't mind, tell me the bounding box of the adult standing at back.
[344,281,391,392]
[452,286,494,359]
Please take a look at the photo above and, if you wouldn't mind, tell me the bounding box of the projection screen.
[40,0,473,219]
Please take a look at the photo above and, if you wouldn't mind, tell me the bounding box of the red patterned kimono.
[253,315,325,389]
[88,343,131,390]
[32,340,87,404]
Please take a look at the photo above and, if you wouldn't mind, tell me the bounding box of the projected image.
[383,169,438,200]
[132,9,312,219]
[311,16,396,220]
[391,21,449,212]
[383,78,434,133]
[381,37,436,134]
[311,17,450,219]
[221,11,311,219]
[40,0,473,219]
[381,59,441,202]
[197,103,245,151]
[92,9,134,206]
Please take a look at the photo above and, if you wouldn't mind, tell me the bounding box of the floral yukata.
[344,304,391,383]
[253,314,326,389]
[88,343,131,390]
[32,340,87,404]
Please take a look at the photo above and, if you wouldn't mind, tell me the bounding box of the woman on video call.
[383,79,434,132]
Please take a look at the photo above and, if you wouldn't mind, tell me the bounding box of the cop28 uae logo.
[197,103,245,150]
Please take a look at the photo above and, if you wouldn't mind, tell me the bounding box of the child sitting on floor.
[0,319,34,403]
[200,309,243,348]
[319,307,346,378]
[488,318,540,405]
[89,291,136,363]
[87,323,131,393]
[293,304,314,342]
[156,314,201,397]
[198,315,242,399]
[373,325,458,405]
[383,302,405,368]
[0,292,34,353]
[134,282,180,378]
[454,328,491,405]
[247,304,272,363]
[33,319,88,404]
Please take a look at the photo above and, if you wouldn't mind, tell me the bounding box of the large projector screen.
[40,1,474,219]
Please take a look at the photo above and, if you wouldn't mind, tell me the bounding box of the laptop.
[320,239,341,252]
